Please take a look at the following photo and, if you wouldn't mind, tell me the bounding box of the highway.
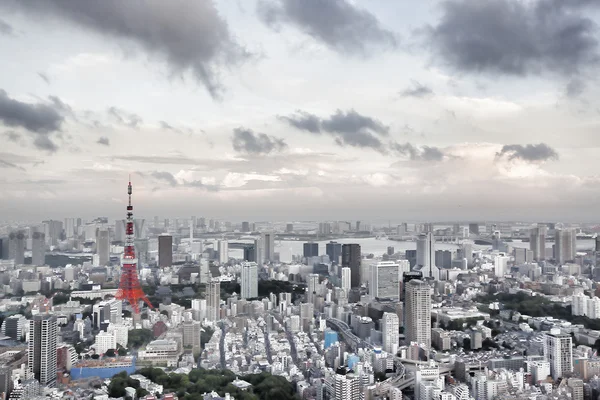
[325,317,373,352]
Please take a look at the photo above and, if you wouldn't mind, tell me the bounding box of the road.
[263,325,273,364]
[219,322,227,370]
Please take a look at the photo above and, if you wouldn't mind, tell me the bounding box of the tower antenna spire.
[116,178,153,320]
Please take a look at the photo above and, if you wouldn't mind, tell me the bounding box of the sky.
[1,0,600,222]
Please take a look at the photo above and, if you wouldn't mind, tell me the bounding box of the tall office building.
[286,223,294,233]
[134,238,149,266]
[207,281,221,322]
[342,244,361,288]
[381,312,399,355]
[134,219,146,240]
[370,261,401,301]
[555,228,576,265]
[341,267,351,294]
[28,315,58,387]
[334,369,360,400]
[217,240,229,264]
[544,328,573,379]
[43,220,63,247]
[530,224,547,261]
[303,242,319,259]
[494,256,509,278]
[31,232,45,266]
[416,233,435,270]
[114,219,126,242]
[468,223,480,235]
[158,234,173,268]
[96,229,110,266]
[405,279,431,349]
[241,221,250,232]
[8,232,25,265]
[326,241,342,265]
[261,232,275,262]
[64,218,76,239]
[241,263,258,299]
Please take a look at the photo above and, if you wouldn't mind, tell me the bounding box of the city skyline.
[1,1,600,221]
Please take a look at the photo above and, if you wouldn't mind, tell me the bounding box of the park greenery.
[128,329,155,348]
[478,292,600,331]
[123,367,299,400]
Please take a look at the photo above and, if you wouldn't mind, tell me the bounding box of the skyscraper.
[342,244,361,288]
[341,267,351,294]
[326,241,342,265]
[158,234,173,268]
[530,224,547,261]
[218,240,229,264]
[96,228,110,266]
[134,219,146,240]
[544,328,573,379]
[31,232,45,266]
[303,242,318,259]
[64,218,75,239]
[381,312,399,355]
[8,232,25,265]
[261,232,275,262]
[405,279,431,349]
[241,263,258,299]
[207,281,221,322]
[416,233,435,270]
[28,315,58,387]
[555,228,576,265]
[241,221,250,232]
[370,261,401,301]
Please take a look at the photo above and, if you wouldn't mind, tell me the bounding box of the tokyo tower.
[116,179,153,315]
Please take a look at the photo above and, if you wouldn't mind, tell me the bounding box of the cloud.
[400,81,434,98]
[4,131,21,143]
[37,72,50,85]
[392,142,446,161]
[150,171,178,186]
[149,170,220,191]
[108,106,142,129]
[4,0,249,98]
[0,159,24,170]
[425,0,600,77]
[257,0,396,55]
[0,18,13,36]
[97,136,110,146]
[565,78,585,97]
[496,143,559,162]
[0,89,64,133]
[32,135,58,152]
[280,109,389,151]
[232,128,288,155]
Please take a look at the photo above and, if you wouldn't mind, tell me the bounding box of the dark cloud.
[496,143,559,162]
[149,170,219,191]
[280,109,389,152]
[97,136,110,146]
[38,72,50,85]
[150,171,178,186]
[4,131,21,143]
[3,0,249,98]
[400,81,434,98]
[32,135,58,153]
[0,18,13,36]
[425,0,600,77]
[232,128,288,155]
[257,0,396,55]
[392,142,445,161]
[565,78,585,97]
[0,89,64,133]
[108,107,142,129]
[0,159,24,170]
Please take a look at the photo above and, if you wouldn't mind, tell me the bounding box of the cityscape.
[2,1,600,400]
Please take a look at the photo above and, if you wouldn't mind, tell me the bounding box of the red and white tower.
[116,179,153,315]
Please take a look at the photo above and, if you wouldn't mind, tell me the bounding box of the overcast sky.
[1,0,600,222]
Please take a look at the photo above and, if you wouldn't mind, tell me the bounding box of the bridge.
[325,317,373,352]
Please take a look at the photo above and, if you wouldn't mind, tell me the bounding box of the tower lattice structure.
[116,179,153,314]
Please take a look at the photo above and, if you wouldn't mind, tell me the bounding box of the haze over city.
[1,0,600,221]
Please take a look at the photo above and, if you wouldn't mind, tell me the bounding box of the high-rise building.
[31,232,45,266]
[95,330,116,355]
[416,233,435,271]
[327,241,342,265]
[241,263,258,299]
[8,232,25,265]
[555,228,576,265]
[342,244,361,288]
[28,315,58,387]
[530,224,547,261]
[370,261,401,301]
[261,232,275,262]
[134,238,149,266]
[241,221,250,232]
[544,328,573,380]
[381,312,399,355]
[64,218,76,239]
[96,229,110,266]
[114,219,126,242]
[494,256,510,277]
[134,219,146,240]
[207,281,221,322]
[158,234,173,268]
[286,223,294,233]
[341,267,351,294]
[303,242,318,259]
[405,279,431,349]
[182,320,202,349]
[218,240,229,264]
[334,369,360,400]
